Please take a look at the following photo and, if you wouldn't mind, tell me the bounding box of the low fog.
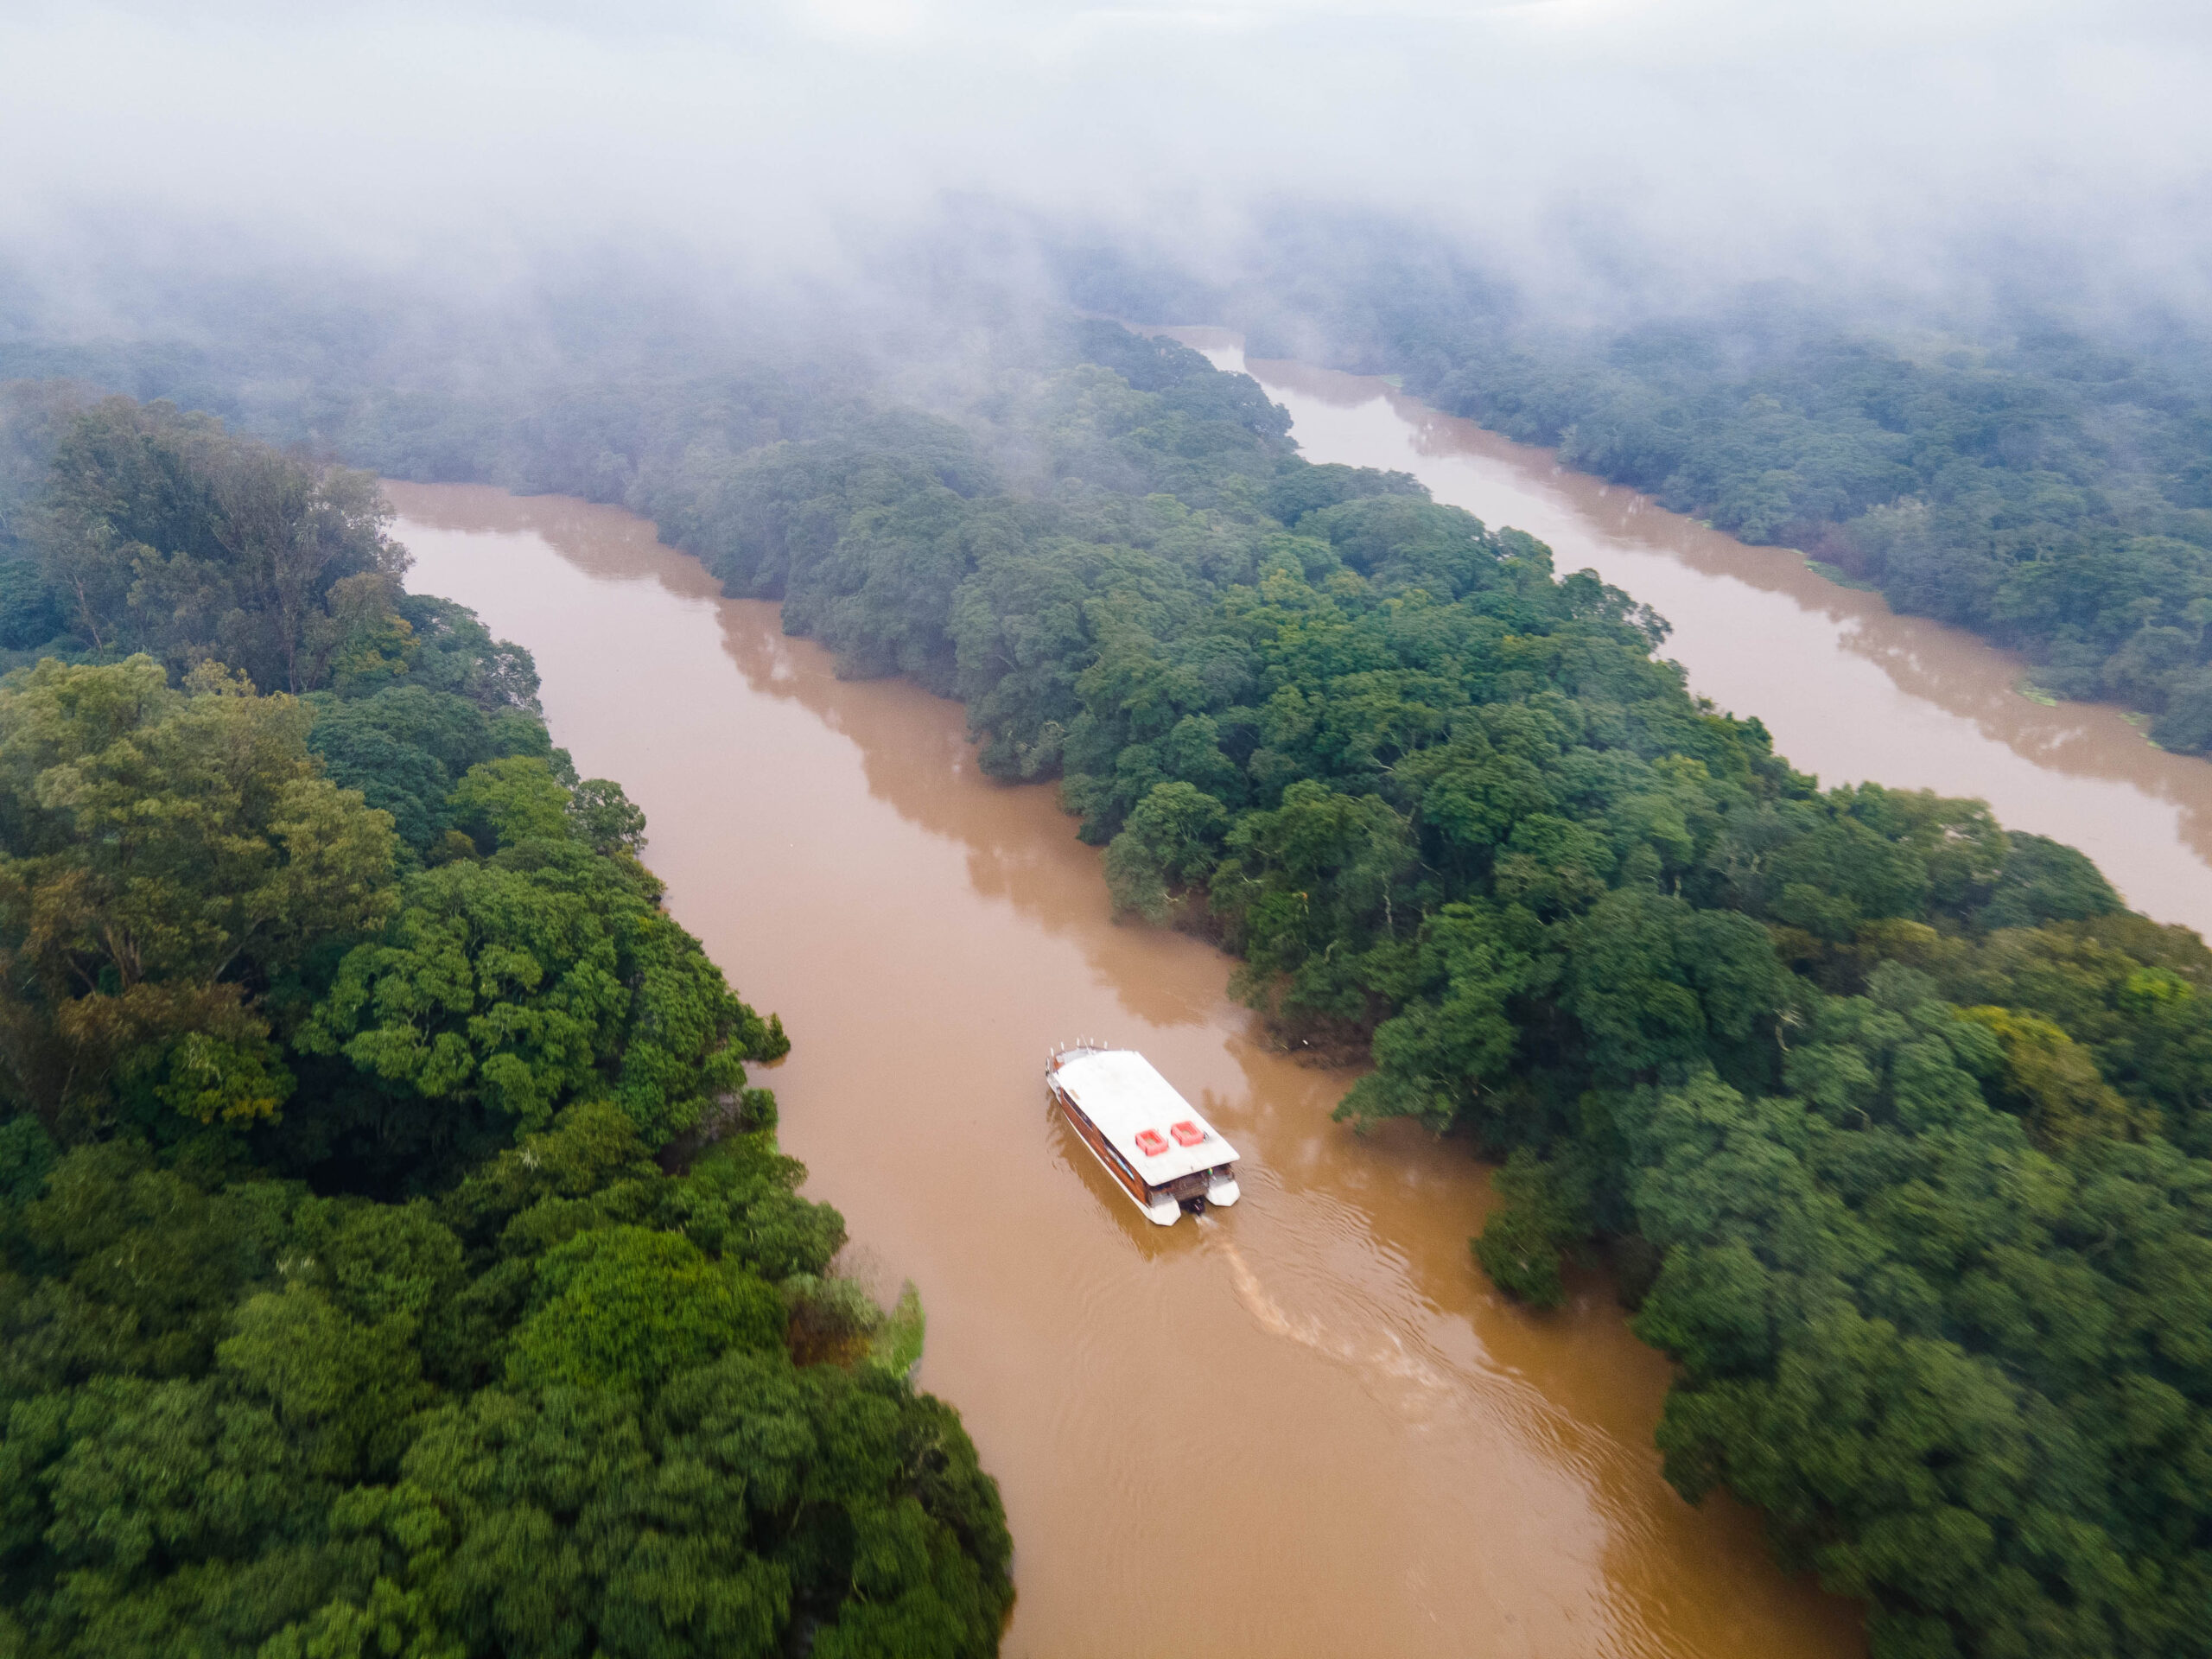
[2,0,2209,335]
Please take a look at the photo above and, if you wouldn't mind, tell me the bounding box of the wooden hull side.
[1050,1081,1155,1211]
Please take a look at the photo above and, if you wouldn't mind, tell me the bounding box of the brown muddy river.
[387,346,2212,1656]
[388,480,1863,1659]
[1170,330,2212,938]
[386,327,2212,1651]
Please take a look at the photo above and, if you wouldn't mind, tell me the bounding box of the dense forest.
[515,321,2208,1659]
[1176,236,2212,752]
[1060,222,2212,750]
[0,398,1014,1658]
[5,305,2212,1658]
[1406,313,2212,748]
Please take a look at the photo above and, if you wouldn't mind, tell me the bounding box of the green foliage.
[27,396,410,694]
[0,1163,1008,1657]
[0,657,397,1135]
[1335,902,1530,1131]
[300,822,778,1148]
[448,753,574,848]
[507,1227,785,1390]
[303,683,544,858]
[0,395,1009,1657]
[1978,831,2123,931]
[1471,1147,1592,1308]
[1104,780,1230,921]
[579,321,2212,1658]
[1627,1050,2212,1658]
[1363,301,2212,753]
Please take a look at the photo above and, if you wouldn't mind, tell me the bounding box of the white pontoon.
[1046,1045,1241,1224]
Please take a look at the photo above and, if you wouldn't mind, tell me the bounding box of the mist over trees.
[327,314,2202,1659]
[1058,217,2212,752]
[8,209,2212,1653]
[1375,301,2212,751]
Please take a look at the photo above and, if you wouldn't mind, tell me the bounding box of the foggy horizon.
[4,0,2209,339]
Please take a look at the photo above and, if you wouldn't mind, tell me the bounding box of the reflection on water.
[1159,328,2212,936]
[385,482,1862,1659]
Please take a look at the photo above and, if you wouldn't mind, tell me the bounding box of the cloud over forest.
[2,0,2209,319]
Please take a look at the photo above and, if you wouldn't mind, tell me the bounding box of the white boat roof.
[1053,1049,1237,1185]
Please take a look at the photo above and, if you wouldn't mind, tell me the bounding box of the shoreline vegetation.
[1176,256,2212,758]
[3,307,2211,1658]
[0,397,1014,1657]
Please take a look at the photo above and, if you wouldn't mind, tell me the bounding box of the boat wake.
[1209,1229,1457,1413]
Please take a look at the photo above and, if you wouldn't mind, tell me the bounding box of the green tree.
[0,658,396,1133]
[1103,780,1230,921]
[31,397,410,692]
[506,1226,785,1391]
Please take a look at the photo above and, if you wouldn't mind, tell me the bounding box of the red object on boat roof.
[1044,1045,1243,1227]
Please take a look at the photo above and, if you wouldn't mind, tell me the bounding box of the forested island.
[3,308,2212,1659]
[1090,238,2212,751]
[0,396,1014,1656]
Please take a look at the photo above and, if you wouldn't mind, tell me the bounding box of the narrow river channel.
[388,481,1864,1659]
[387,336,2212,1656]
[1166,328,2212,937]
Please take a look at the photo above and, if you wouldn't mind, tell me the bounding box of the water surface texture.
[388,481,1860,1659]
[1166,329,2212,936]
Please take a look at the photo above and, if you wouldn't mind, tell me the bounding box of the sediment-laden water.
[390,480,1863,1659]
[1171,330,2212,936]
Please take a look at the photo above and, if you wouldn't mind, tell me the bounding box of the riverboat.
[1046,1044,1241,1224]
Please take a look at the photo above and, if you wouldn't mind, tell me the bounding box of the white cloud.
[0,0,2206,316]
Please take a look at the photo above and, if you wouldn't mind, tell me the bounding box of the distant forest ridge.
[1056,226,2212,753]
[4,295,2212,1658]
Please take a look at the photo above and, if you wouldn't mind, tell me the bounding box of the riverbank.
[388,480,1866,1659]
[1161,327,2212,938]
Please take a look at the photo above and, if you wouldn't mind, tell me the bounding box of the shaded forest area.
[4,305,2211,1658]
[0,399,1013,1659]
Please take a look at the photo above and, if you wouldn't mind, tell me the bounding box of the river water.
[1167,330,2212,938]
[388,481,1863,1659]
[380,339,2212,1656]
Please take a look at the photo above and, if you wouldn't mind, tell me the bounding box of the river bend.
[1170,330,2212,937]
[389,479,1861,1659]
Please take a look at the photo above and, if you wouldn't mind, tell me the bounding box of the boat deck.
[1046,1046,1240,1224]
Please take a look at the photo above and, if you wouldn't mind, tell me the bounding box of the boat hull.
[1047,1074,1231,1226]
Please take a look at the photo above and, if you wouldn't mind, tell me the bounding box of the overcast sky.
[3,0,2208,319]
